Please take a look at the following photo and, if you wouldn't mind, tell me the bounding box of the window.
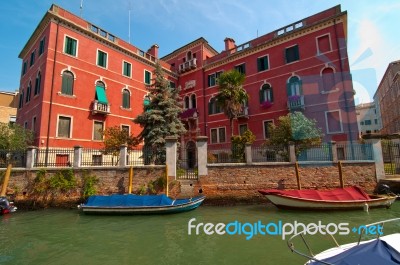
[123,61,131,77]
[22,61,27,76]
[259,84,273,104]
[364,120,372,125]
[317,35,331,54]
[257,55,269,72]
[32,117,37,137]
[375,119,378,124]
[97,50,107,68]
[144,70,151,85]
[30,50,35,67]
[169,81,176,88]
[285,45,299,63]
[322,68,335,91]
[287,76,302,96]
[239,124,248,135]
[234,63,246,74]
[95,81,108,104]
[122,89,130,109]
[210,127,226,143]
[24,121,28,129]
[9,116,16,125]
[57,116,71,138]
[325,110,342,133]
[208,97,222,114]
[39,37,46,55]
[184,96,190,109]
[121,125,130,135]
[91,25,98,33]
[263,120,273,139]
[93,121,104,140]
[99,29,107,38]
[208,73,216,87]
[215,71,223,84]
[25,82,31,103]
[34,72,41,96]
[191,94,196,109]
[18,91,24,108]
[360,121,364,125]
[64,36,77,56]
[61,71,74,95]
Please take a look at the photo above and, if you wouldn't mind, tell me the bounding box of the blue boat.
[78,194,205,214]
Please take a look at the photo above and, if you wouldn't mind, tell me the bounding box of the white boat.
[288,218,400,265]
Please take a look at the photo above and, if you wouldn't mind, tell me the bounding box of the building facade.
[374,60,400,135]
[0,91,18,124]
[17,4,358,151]
[355,102,381,137]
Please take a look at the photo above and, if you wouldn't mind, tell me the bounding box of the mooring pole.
[295,162,301,190]
[128,166,133,194]
[0,164,12,196]
[166,165,169,197]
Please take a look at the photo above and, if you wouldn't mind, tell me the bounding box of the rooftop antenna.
[80,0,84,17]
[128,1,132,44]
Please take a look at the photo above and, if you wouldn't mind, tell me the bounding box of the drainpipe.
[45,19,60,166]
[202,44,207,140]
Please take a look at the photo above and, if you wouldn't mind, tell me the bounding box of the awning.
[96,86,108,104]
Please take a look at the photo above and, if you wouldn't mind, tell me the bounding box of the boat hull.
[263,194,397,210]
[79,195,205,215]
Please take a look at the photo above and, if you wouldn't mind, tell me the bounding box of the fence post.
[331,141,338,162]
[196,136,208,177]
[289,142,296,163]
[165,136,177,180]
[366,139,385,181]
[119,144,128,167]
[26,146,37,169]
[245,143,252,164]
[73,146,82,168]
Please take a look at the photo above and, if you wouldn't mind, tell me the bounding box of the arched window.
[184,96,190,109]
[208,97,221,114]
[18,90,24,109]
[61,71,74,95]
[191,94,196,109]
[322,68,335,92]
[95,81,108,104]
[287,76,302,96]
[122,89,130,109]
[259,84,273,104]
[25,81,32,103]
[34,72,41,96]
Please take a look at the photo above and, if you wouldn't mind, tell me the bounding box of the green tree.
[102,126,140,165]
[216,70,248,136]
[133,62,186,164]
[267,112,323,153]
[231,130,256,162]
[0,123,33,150]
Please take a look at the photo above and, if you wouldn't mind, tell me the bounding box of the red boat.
[258,186,397,210]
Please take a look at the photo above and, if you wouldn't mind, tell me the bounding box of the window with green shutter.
[208,73,216,87]
[97,50,107,68]
[58,116,72,138]
[144,70,151,85]
[64,36,77,56]
[285,45,299,63]
[257,56,269,72]
[234,64,246,74]
[93,121,104,140]
[122,89,130,109]
[287,76,302,96]
[259,84,273,104]
[61,71,74,95]
[123,61,131,77]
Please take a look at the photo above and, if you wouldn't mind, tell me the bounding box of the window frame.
[316,34,332,55]
[93,120,104,141]
[122,89,131,109]
[57,115,73,138]
[210,127,226,144]
[239,124,248,136]
[263,120,274,139]
[259,83,274,104]
[39,37,46,56]
[325,110,343,134]
[64,35,78,57]
[285,45,300,64]
[257,55,269,72]
[123,61,132,77]
[144,70,152,85]
[34,71,41,96]
[234,63,246,74]
[97,49,108,68]
[61,71,74,96]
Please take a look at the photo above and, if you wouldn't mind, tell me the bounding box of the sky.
[0,0,399,105]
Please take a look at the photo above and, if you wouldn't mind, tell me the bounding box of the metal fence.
[296,143,333,162]
[128,146,166,166]
[0,150,26,168]
[251,145,289,162]
[208,143,245,163]
[34,148,74,167]
[336,142,373,161]
[81,149,118,166]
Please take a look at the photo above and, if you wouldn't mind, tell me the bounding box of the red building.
[17,4,358,150]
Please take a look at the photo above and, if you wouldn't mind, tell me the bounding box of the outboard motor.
[376,184,392,195]
[0,196,17,215]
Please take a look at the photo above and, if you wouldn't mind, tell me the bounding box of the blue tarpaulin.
[309,239,400,265]
[85,194,191,207]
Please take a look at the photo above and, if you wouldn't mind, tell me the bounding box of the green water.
[1,202,400,265]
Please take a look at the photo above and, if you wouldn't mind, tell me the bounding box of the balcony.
[287,95,305,111]
[237,106,249,119]
[179,58,197,73]
[92,100,110,115]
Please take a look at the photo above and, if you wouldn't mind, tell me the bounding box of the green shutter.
[264,57,269,70]
[294,45,299,60]
[298,80,303,95]
[123,91,129,108]
[145,71,151,84]
[270,88,274,102]
[71,39,77,56]
[95,86,108,104]
[286,83,291,96]
[259,88,264,104]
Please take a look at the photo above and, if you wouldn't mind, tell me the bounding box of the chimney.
[224,37,236,51]
[147,44,159,58]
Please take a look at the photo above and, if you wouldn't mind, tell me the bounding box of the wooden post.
[0,164,12,196]
[128,166,133,194]
[295,162,301,190]
[166,165,169,197]
[338,161,344,188]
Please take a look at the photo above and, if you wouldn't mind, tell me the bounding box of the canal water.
[1,202,400,265]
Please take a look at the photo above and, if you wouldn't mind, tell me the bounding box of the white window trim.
[92,120,105,141]
[122,60,132,78]
[63,34,79,57]
[238,123,248,135]
[96,49,108,69]
[121,124,130,135]
[315,33,332,55]
[144,70,152,85]
[263,119,274,139]
[257,54,270,72]
[56,114,73,139]
[210,127,226,143]
[325,109,343,134]
[121,87,131,110]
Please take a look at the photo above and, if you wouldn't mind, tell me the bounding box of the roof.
[161,37,219,61]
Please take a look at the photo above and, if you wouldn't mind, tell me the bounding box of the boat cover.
[258,186,371,201]
[309,239,400,265]
[85,194,191,207]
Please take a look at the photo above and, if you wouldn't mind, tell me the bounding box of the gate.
[177,141,198,180]
[382,140,400,175]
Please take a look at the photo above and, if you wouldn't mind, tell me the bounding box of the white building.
[355,102,381,137]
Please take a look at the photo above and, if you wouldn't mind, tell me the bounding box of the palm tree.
[216,70,248,136]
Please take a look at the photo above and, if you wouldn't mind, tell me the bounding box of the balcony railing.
[179,58,197,73]
[92,100,110,115]
[238,106,249,118]
[287,95,305,111]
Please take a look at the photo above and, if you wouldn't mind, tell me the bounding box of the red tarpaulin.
[258,186,371,201]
